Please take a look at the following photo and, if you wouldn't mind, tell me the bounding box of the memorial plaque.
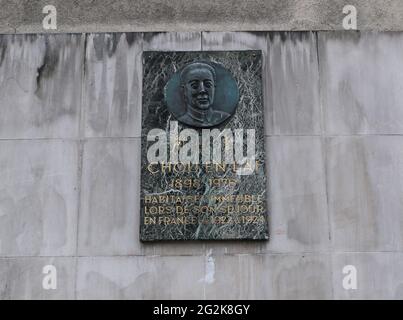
[140,51,268,241]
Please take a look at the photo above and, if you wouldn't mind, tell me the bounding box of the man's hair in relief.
[180,62,216,86]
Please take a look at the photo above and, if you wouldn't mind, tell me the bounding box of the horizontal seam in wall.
[0,137,142,141]
[3,134,403,141]
[1,250,402,259]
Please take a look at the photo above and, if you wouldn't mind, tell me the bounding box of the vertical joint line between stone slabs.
[321,112,335,298]
[315,30,335,299]
[73,32,88,300]
[323,143,335,299]
[74,140,85,299]
[315,31,324,137]
[315,30,332,243]
[266,32,275,136]
[79,33,88,137]
[201,31,203,51]
[315,31,333,246]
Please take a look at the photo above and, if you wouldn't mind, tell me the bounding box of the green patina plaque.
[140,51,269,241]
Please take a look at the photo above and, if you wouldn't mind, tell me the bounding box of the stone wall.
[3,0,403,32]
[1,31,403,299]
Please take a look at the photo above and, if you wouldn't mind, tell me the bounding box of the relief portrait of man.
[177,62,231,128]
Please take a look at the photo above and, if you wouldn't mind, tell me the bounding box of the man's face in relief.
[182,66,215,111]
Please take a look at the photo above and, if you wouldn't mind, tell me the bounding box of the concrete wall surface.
[1,31,403,299]
[2,0,403,33]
